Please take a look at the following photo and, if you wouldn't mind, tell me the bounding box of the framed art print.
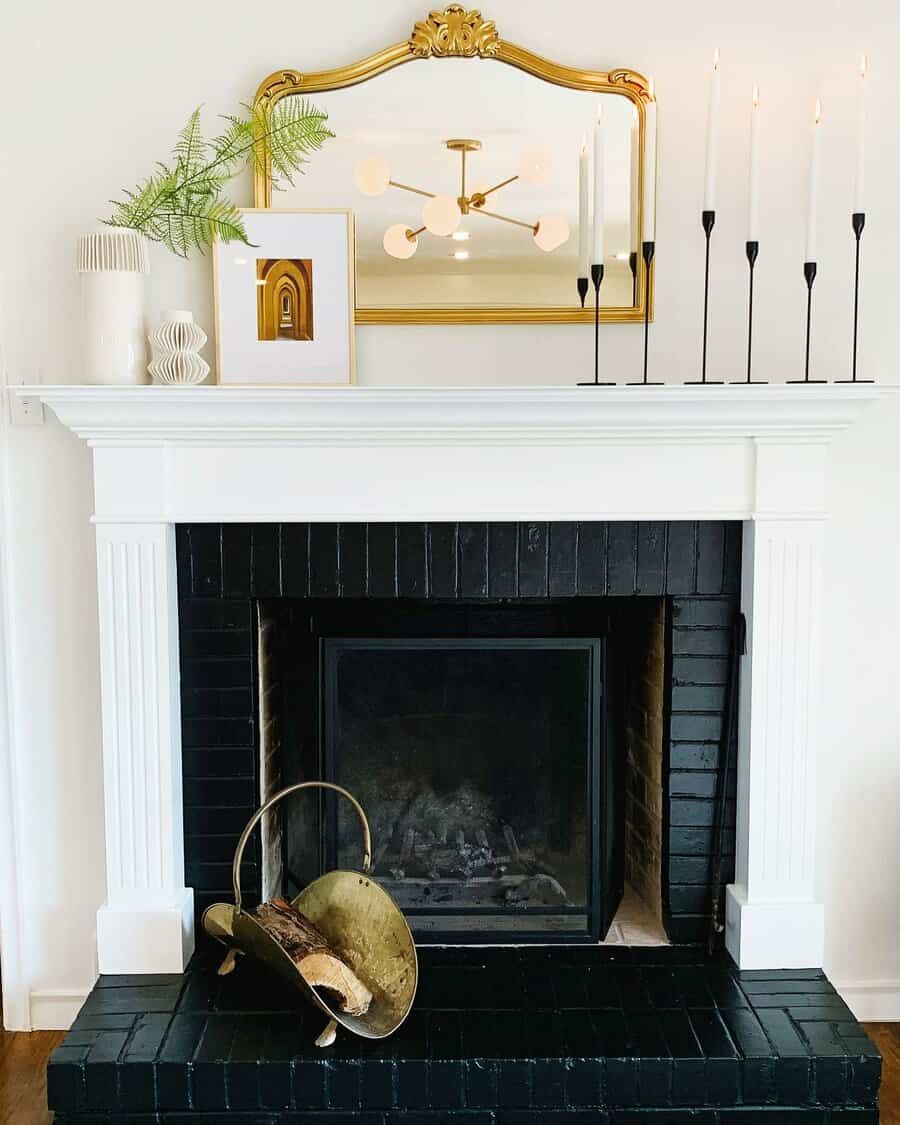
[213,209,355,385]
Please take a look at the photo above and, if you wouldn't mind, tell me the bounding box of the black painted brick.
[252,525,281,597]
[281,523,310,597]
[518,522,549,597]
[576,521,608,595]
[50,950,881,1118]
[428,524,458,597]
[176,521,743,942]
[607,522,638,595]
[548,522,578,597]
[308,524,339,597]
[367,523,397,598]
[459,523,488,599]
[397,523,429,597]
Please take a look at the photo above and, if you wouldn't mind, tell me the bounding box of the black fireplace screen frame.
[319,636,606,943]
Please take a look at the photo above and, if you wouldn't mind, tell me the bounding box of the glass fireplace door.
[321,637,603,941]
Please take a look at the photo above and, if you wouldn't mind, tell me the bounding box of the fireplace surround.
[177,519,740,949]
[22,382,882,976]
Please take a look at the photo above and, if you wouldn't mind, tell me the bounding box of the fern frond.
[208,114,257,176]
[104,98,331,257]
[251,98,333,187]
[173,106,206,179]
[156,198,251,258]
[106,169,179,232]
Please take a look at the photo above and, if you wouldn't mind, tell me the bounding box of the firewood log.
[253,899,372,1016]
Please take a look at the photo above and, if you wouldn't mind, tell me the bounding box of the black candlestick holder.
[788,261,826,383]
[628,241,662,385]
[836,212,873,383]
[629,250,639,307]
[578,263,616,386]
[731,241,766,383]
[576,275,589,309]
[686,210,723,384]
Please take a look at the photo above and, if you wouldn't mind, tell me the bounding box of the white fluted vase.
[148,310,210,386]
[77,228,150,385]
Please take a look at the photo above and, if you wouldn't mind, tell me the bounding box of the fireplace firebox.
[263,597,625,943]
[324,636,604,940]
[259,597,635,942]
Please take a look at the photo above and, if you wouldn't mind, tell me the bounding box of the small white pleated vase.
[77,228,149,384]
[148,310,210,385]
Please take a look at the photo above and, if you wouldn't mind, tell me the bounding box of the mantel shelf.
[13,383,885,447]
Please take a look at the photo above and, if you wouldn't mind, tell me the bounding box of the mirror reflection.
[271,60,642,316]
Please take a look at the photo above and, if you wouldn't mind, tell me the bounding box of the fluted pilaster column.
[94,522,193,973]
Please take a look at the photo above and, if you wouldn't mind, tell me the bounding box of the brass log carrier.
[202,781,418,1048]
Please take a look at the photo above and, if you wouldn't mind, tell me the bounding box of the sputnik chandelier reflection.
[354,139,570,259]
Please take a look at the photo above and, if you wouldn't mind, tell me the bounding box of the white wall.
[0,0,897,1028]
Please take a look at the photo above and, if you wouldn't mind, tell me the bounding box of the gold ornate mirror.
[253,6,654,324]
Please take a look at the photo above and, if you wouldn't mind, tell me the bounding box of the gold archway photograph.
[257,258,314,341]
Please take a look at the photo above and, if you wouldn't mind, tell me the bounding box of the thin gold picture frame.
[213,208,357,386]
[251,5,654,326]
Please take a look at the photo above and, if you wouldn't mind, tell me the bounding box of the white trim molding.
[0,404,30,1029]
[834,980,900,1023]
[29,987,95,1032]
[18,383,884,973]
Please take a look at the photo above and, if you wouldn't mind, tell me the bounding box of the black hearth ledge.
[48,945,880,1123]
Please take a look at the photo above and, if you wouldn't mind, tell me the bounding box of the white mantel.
[20,383,883,973]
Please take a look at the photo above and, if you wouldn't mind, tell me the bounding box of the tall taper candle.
[854,54,867,213]
[747,85,760,240]
[578,137,590,277]
[703,49,721,210]
[805,99,822,261]
[643,78,658,240]
[593,102,605,265]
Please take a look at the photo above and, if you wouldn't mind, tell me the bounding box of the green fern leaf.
[252,98,334,187]
[105,98,331,257]
[173,106,207,179]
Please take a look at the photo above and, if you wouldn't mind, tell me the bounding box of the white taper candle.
[805,99,822,261]
[854,55,867,213]
[643,79,658,242]
[592,102,605,265]
[578,138,590,275]
[747,85,760,241]
[703,49,721,210]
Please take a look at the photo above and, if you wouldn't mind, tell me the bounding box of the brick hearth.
[48,947,880,1122]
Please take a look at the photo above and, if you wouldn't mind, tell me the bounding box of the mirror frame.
[253,5,654,325]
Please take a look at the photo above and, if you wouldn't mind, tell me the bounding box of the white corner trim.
[0,413,30,1031]
[29,987,93,1031]
[833,979,900,1022]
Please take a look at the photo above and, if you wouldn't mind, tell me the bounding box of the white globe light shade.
[517,147,552,186]
[533,214,570,252]
[422,194,462,237]
[355,156,391,196]
[383,223,418,260]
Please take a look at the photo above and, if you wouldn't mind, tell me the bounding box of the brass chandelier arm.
[468,206,538,233]
[473,174,519,202]
[389,180,436,198]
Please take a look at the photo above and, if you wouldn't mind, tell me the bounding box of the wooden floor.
[0,1021,64,1125]
[869,1023,900,1124]
[0,1019,896,1122]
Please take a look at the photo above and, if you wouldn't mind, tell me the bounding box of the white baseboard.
[834,979,900,1022]
[29,987,91,1031]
